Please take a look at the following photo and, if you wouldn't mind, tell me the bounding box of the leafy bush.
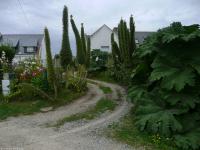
[129,22,200,149]
[89,49,110,71]
[65,65,87,92]
[107,61,131,85]
[31,71,49,91]
[14,58,44,81]
[0,45,15,63]
[13,58,49,90]
[4,83,54,102]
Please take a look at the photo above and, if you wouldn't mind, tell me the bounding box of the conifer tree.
[86,37,91,68]
[112,16,136,67]
[130,15,136,57]
[81,23,87,56]
[70,15,85,65]
[111,33,120,64]
[118,19,125,61]
[60,6,72,69]
[44,27,57,98]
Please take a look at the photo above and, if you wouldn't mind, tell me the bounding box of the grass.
[89,71,117,84]
[107,109,178,150]
[99,85,112,94]
[52,98,117,128]
[0,89,87,120]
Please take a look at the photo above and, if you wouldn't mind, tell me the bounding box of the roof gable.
[90,24,112,37]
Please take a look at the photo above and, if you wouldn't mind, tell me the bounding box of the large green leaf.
[135,106,182,136]
[174,128,200,150]
[128,85,148,103]
[149,65,178,81]
[149,57,178,81]
[161,69,195,92]
[164,92,199,109]
[162,33,180,43]
[190,58,200,75]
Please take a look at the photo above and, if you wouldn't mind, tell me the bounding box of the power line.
[17,0,30,27]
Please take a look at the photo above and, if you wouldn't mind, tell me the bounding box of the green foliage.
[108,62,131,85]
[0,87,86,120]
[65,65,87,92]
[0,45,15,74]
[44,27,57,97]
[86,37,91,68]
[89,49,110,71]
[129,15,136,56]
[111,33,121,64]
[107,112,178,150]
[81,23,87,56]
[129,22,200,150]
[0,45,15,63]
[112,16,136,66]
[99,85,112,94]
[70,18,90,67]
[4,82,54,102]
[31,71,49,92]
[174,129,200,150]
[70,15,85,65]
[110,15,137,84]
[88,71,117,84]
[60,5,72,69]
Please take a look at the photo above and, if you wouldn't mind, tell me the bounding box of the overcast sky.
[0,0,199,55]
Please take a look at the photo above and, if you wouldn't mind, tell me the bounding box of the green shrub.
[31,71,49,92]
[0,45,15,63]
[129,22,200,150]
[90,49,110,71]
[66,65,87,92]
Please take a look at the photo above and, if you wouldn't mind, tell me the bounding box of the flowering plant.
[0,51,11,73]
[14,58,45,82]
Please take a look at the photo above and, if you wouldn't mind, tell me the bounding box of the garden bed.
[0,88,87,120]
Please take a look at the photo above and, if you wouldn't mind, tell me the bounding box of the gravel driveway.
[0,80,133,150]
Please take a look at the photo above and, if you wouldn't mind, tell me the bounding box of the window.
[101,46,109,51]
[24,47,35,53]
[27,47,34,53]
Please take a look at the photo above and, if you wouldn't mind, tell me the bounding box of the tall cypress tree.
[130,15,136,57]
[70,15,85,65]
[111,15,136,67]
[86,37,91,68]
[44,27,57,98]
[111,33,120,64]
[60,6,72,69]
[118,19,124,62]
[81,23,87,56]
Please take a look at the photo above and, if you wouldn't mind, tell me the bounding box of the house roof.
[90,24,113,37]
[135,31,155,43]
[113,27,155,43]
[0,34,44,47]
[90,24,155,43]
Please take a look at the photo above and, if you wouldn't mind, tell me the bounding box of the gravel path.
[0,80,133,150]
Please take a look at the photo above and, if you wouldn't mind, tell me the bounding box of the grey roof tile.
[0,34,44,47]
[113,27,155,43]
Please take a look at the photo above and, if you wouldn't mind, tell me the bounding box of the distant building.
[89,25,118,52]
[89,24,155,52]
[0,33,46,64]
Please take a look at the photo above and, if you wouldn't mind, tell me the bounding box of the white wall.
[39,37,46,66]
[90,25,118,52]
[13,54,35,63]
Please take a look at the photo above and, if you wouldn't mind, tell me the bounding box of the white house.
[0,33,46,64]
[89,24,118,52]
[89,24,155,52]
